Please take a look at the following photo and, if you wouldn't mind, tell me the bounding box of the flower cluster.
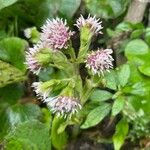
[85,49,114,76]
[25,18,73,75]
[45,96,82,118]
[26,14,113,118]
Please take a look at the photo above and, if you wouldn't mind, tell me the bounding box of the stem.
[72,124,81,139]
[70,47,76,61]
[81,86,94,105]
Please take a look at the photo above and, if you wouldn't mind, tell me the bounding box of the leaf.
[0,37,28,72]
[0,0,18,10]
[0,83,23,104]
[0,60,26,88]
[85,0,129,19]
[90,89,113,102]
[56,0,81,19]
[130,29,144,39]
[81,103,111,129]
[51,117,68,150]
[104,70,118,90]
[145,27,150,46]
[113,118,128,150]
[117,64,130,87]
[139,63,150,76]
[115,22,132,32]
[0,103,42,139]
[112,96,125,116]
[125,39,149,64]
[4,120,51,150]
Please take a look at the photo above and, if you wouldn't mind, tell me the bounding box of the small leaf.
[125,39,149,64]
[139,64,150,77]
[90,89,112,102]
[81,103,111,129]
[130,29,144,39]
[113,118,128,150]
[117,64,130,87]
[112,96,125,116]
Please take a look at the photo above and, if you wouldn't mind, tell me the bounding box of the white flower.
[85,49,114,76]
[45,96,82,118]
[75,14,103,35]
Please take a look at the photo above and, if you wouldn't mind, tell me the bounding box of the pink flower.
[85,49,114,76]
[41,18,74,50]
[45,96,82,118]
[25,43,44,75]
[75,14,103,35]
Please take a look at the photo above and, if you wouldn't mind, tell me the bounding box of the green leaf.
[0,0,18,10]
[90,89,113,102]
[0,83,23,104]
[0,103,42,139]
[112,96,125,116]
[4,120,51,150]
[139,63,150,76]
[104,70,118,90]
[113,118,128,150]
[116,22,132,32]
[56,0,81,19]
[130,29,144,39]
[81,103,111,129]
[0,37,28,72]
[0,60,26,88]
[145,27,150,46]
[125,39,149,64]
[117,64,130,87]
[85,0,129,19]
[51,117,68,150]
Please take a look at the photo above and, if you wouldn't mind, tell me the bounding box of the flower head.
[41,18,74,50]
[45,96,82,118]
[85,49,114,76]
[26,43,44,75]
[75,14,103,35]
[32,82,51,100]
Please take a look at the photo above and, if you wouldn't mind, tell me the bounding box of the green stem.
[70,47,76,61]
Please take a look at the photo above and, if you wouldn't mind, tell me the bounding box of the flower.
[25,43,44,75]
[85,49,114,76]
[45,96,82,118]
[32,82,51,100]
[41,18,74,50]
[75,14,103,35]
